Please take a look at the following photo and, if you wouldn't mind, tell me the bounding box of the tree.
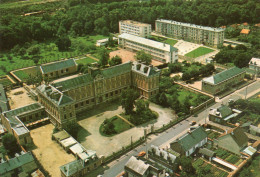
[2,134,20,155]
[107,35,115,47]
[109,55,122,66]
[234,53,251,68]
[55,36,71,51]
[135,50,152,65]
[182,71,191,81]
[121,88,139,115]
[99,49,109,67]
[64,121,79,139]
[179,156,196,174]
[168,63,182,73]
[159,92,169,107]
[27,45,40,56]
[135,99,149,115]
[102,119,116,135]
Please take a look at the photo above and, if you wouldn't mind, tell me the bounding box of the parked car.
[190,121,196,126]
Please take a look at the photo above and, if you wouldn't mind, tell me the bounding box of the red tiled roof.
[240,29,250,34]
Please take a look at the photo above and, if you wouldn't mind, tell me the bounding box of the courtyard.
[30,124,75,177]
[77,101,176,157]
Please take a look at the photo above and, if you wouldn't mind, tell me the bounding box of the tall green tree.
[135,50,152,65]
[2,134,20,155]
[55,36,71,51]
[109,55,122,66]
[121,88,139,115]
[99,49,109,67]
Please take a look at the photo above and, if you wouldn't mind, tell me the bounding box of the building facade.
[118,33,178,63]
[37,62,160,128]
[155,19,225,47]
[119,20,152,38]
[249,57,260,77]
[202,67,245,95]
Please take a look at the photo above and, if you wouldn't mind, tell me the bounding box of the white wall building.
[118,33,178,63]
[155,19,225,47]
[119,20,152,38]
[249,57,260,77]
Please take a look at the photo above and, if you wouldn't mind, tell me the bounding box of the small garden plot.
[185,47,214,58]
[215,148,242,165]
[100,116,133,136]
[75,57,97,65]
[206,130,221,140]
[193,158,228,177]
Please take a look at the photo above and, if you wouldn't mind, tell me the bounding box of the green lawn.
[12,66,41,82]
[100,116,132,136]
[13,70,29,81]
[75,57,97,65]
[185,47,215,58]
[150,35,178,46]
[177,89,210,107]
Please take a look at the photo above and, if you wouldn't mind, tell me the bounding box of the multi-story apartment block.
[118,33,178,63]
[36,62,160,128]
[119,20,152,38]
[202,67,245,95]
[155,19,225,47]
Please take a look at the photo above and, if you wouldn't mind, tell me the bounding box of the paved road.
[89,79,260,177]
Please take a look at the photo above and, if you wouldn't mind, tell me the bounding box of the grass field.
[185,47,214,58]
[75,57,97,65]
[12,66,41,82]
[150,36,178,46]
[0,77,13,87]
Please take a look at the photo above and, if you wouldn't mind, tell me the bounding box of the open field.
[193,158,228,177]
[185,47,215,58]
[30,124,75,177]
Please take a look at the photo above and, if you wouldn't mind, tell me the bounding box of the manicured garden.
[214,148,243,166]
[193,158,228,177]
[100,116,133,136]
[185,47,214,58]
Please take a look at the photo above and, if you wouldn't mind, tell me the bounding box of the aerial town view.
[0,0,260,177]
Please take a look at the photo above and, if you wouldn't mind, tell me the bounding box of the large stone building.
[202,67,245,95]
[155,19,225,47]
[36,62,160,128]
[119,20,152,38]
[118,33,178,63]
[1,103,46,145]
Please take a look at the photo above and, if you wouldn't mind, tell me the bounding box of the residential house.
[214,127,248,155]
[209,104,242,124]
[240,29,250,36]
[148,145,179,173]
[248,57,260,77]
[124,156,165,177]
[202,67,245,95]
[170,126,208,156]
[249,125,260,136]
[0,151,38,177]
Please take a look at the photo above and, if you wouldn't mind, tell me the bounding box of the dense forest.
[1,0,259,51]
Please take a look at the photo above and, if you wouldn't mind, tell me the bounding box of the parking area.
[109,49,164,66]
[30,124,75,177]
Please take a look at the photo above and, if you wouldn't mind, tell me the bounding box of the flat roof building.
[155,19,225,47]
[118,33,178,63]
[248,57,260,77]
[119,20,152,38]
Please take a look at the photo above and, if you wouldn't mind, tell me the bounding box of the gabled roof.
[60,159,84,177]
[203,67,245,85]
[53,74,93,91]
[101,62,132,78]
[118,33,178,52]
[217,105,233,118]
[240,29,250,34]
[125,156,150,176]
[40,59,76,74]
[0,152,36,175]
[199,148,216,157]
[218,127,248,148]
[173,126,207,151]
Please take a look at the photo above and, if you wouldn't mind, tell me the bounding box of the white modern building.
[119,20,152,38]
[118,33,178,63]
[155,19,225,47]
[248,57,260,77]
